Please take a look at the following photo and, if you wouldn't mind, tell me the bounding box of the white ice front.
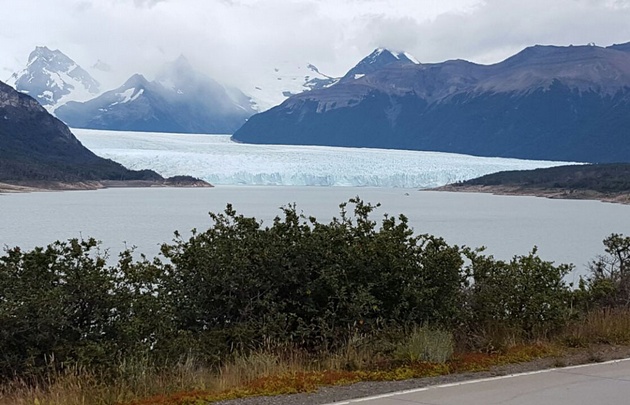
[74,129,577,188]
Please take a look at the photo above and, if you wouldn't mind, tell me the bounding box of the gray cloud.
[2,0,630,90]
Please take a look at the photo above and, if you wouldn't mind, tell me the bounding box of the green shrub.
[465,248,572,345]
[159,197,468,352]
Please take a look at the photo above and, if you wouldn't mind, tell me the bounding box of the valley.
[2,31,630,405]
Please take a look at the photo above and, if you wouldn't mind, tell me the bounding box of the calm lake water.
[2,186,630,281]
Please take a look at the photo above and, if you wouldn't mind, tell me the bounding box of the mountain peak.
[92,59,112,72]
[31,45,53,57]
[174,54,190,64]
[372,48,419,63]
[9,46,100,110]
[342,48,418,81]
[27,46,74,69]
[163,54,194,73]
[124,73,150,88]
[55,61,256,134]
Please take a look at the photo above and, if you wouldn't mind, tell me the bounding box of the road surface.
[326,358,630,405]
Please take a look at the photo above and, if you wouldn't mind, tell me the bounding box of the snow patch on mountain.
[245,61,338,111]
[6,46,100,112]
[110,88,144,105]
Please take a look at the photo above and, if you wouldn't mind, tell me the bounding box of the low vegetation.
[453,163,630,193]
[1,198,629,405]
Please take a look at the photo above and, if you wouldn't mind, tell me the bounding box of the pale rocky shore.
[0,178,212,194]
[432,184,630,205]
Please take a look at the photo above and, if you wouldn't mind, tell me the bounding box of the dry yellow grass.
[2,313,628,405]
[563,308,630,347]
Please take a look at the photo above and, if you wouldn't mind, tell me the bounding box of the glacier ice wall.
[74,129,577,188]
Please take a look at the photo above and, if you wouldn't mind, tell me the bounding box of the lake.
[2,186,629,282]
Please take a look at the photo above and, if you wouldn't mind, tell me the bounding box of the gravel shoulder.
[214,345,630,405]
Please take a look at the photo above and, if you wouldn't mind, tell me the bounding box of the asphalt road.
[325,358,630,405]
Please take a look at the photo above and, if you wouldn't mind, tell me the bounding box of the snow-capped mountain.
[245,61,338,112]
[243,49,418,111]
[6,46,100,112]
[233,42,630,163]
[56,56,256,134]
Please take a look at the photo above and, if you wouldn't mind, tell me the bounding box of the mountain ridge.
[233,42,630,163]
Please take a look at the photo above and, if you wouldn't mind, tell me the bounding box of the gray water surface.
[3,186,629,281]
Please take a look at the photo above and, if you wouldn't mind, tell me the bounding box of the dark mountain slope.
[233,43,630,163]
[608,42,630,52]
[0,80,160,183]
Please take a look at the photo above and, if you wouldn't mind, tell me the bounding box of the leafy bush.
[2,197,615,381]
[464,248,572,347]
[0,239,121,376]
[159,198,467,353]
[0,239,173,379]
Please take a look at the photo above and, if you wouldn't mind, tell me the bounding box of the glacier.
[74,129,577,188]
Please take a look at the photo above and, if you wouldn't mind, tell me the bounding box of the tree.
[587,233,630,308]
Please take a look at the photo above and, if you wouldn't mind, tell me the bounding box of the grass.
[0,340,555,405]
[394,326,454,363]
[3,310,630,405]
[563,308,630,347]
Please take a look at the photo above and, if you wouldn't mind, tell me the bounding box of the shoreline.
[4,181,629,206]
[0,179,212,194]
[431,184,630,205]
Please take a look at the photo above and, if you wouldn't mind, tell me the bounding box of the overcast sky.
[3,0,630,90]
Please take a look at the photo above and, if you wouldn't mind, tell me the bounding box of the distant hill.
[56,56,256,134]
[233,43,630,163]
[454,164,630,192]
[0,79,199,187]
[439,164,630,204]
